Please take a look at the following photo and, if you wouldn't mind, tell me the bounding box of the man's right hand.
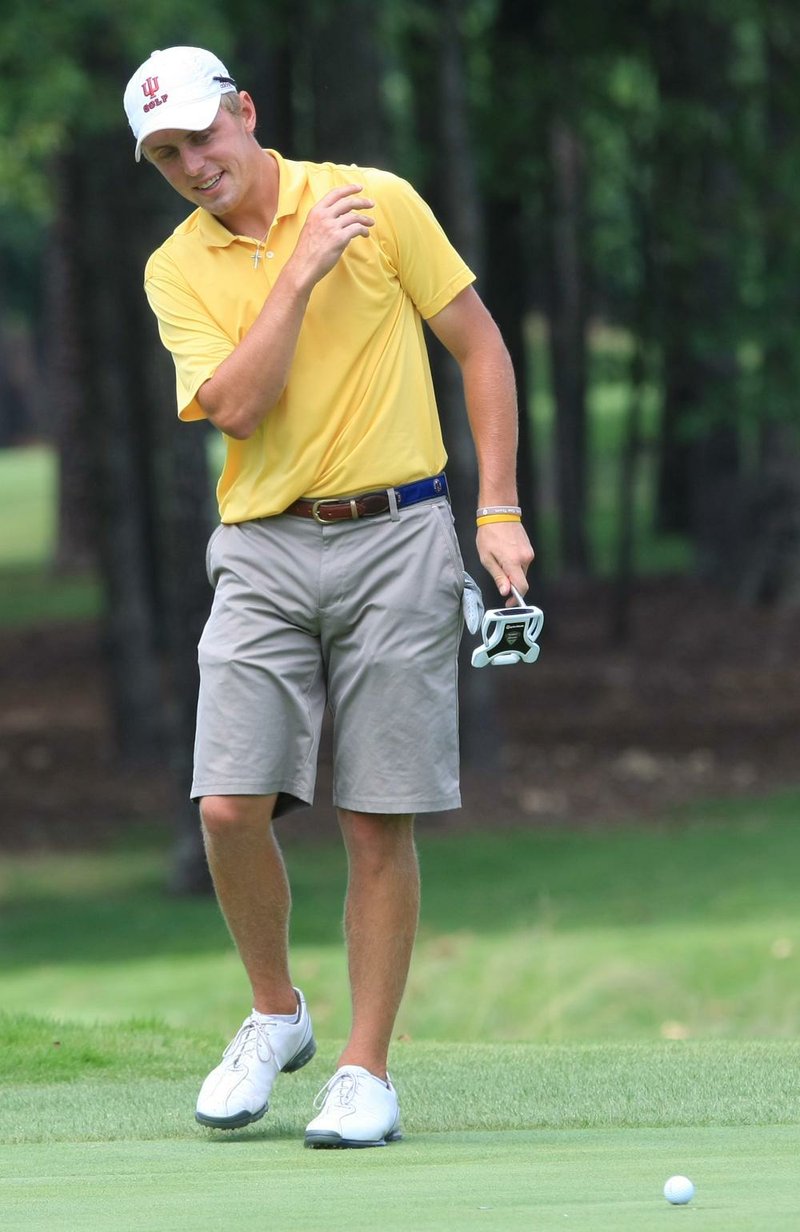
[291,185,375,288]
[198,187,374,439]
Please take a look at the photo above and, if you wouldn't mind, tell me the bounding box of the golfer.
[124,45,533,1148]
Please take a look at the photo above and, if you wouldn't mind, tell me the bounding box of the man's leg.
[199,793,298,1016]
[195,793,316,1129]
[335,809,419,1079]
[303,809,415,1146]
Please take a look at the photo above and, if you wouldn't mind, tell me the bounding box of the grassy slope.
[3,792,800,1042]
[2,1020,799,1142]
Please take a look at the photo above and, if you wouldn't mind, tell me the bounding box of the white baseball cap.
[123,46,238,162]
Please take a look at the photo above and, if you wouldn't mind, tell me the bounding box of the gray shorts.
[192,497,465,816]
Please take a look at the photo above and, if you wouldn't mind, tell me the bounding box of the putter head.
[471,588,544,668]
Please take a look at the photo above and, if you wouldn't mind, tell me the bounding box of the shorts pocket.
[205,524,225,587]
[430,501,465,587]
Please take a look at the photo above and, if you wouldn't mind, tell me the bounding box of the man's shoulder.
[298,157,407,193]
[304,161,425,227]
[145,211,206,280]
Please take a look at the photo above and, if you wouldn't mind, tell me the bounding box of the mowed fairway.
[2,1034,800,1231]
[4,1127,800,1231]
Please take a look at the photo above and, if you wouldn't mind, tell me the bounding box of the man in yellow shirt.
[124,45,533,1148]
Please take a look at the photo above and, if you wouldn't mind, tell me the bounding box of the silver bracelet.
[476,505,522,518]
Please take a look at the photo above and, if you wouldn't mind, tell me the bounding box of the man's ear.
[238,91,258,134]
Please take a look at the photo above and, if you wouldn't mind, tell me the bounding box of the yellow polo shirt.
[144,149,475,522]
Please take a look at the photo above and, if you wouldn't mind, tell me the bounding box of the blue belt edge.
[395,473,448,507]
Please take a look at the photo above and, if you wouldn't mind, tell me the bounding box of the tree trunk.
[149,361,215,895]
[610,182,657,641]
[481,0,545,585]
[231,22,295,154]
[650,7,742,566]
[737,27,800,605]
[685,137,742,583]
[546,112,589,576]
[404,0,504,769]
[0,304,40,445]
[310,0,389,165]
[611,337,646,641]
[47,152,96,574]
[484,192,538,565]
[70,133,165,761]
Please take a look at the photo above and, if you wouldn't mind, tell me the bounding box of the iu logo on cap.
[141,75,168,113]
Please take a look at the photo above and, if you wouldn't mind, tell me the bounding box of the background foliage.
[2,0,800,881]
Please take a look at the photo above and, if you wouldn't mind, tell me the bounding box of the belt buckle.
[311,497,360,523]
[311,498,339,523]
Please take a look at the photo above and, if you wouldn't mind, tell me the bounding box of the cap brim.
[135,94,222,161]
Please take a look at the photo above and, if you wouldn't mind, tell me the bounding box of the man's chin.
[191,176,231,213]
[204,185,242,216]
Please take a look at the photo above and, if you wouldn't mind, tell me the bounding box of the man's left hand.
[476,521,535,605]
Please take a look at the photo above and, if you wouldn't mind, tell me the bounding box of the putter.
[471,585,544,668]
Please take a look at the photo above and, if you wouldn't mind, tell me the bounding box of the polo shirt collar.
[195,148,308,248]
[270,149,308,220]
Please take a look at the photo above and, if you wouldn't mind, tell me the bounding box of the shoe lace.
[222,1017,276,1066]
[313,1069,360,1112]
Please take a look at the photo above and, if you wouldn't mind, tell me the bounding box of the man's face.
[142,93,259,219]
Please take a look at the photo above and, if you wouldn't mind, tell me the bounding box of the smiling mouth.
[197,173,222,192]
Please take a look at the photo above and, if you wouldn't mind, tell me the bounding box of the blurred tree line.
[2,0,800,884]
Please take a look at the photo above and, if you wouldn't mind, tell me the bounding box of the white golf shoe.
[304,1065,402,1148]
[195,989,316,1129]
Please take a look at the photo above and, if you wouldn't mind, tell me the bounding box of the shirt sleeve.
[362,169,476,319]
[144,251,234,421]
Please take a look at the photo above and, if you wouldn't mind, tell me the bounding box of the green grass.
[0,565,102,626]
[1,1026,799,1230]
[0,445,100,626]
[0,444,55,568]
[3,1021,799,1136]
[4,1127,800,1231]
[3,796,800,1228]
[3,791,800,1044]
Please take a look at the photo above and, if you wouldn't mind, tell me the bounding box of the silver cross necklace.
[253,229,270,270]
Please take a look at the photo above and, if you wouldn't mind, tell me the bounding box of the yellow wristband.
[476,513,522,527]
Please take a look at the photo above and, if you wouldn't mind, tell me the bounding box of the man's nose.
[180,146,206,176]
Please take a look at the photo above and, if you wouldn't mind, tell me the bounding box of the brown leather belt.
[284,474,448,524]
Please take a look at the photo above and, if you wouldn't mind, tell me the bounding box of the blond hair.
[220,93,243,117]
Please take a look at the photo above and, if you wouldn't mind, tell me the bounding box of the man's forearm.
[197,184,375,439]
[460,338,521,509]
[197,264,313,439]
[455,322,534,600]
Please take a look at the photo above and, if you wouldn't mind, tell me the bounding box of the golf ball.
[663,1175,695,1205]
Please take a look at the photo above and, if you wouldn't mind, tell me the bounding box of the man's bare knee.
[200,794,277,835]
[338,811,416,874]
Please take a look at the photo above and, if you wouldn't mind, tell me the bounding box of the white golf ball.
[663,1175,695,1205]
